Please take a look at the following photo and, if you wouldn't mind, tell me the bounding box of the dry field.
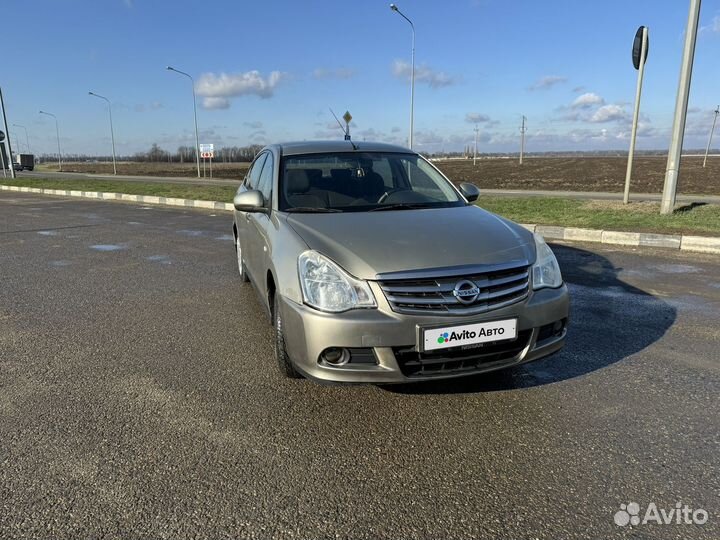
[41,156,720,195]
[435,156,720,195]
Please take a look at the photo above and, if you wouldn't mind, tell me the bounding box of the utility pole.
[703,106,719,168]
[661,0,701,215]
[624,26,649,204]
[0,87,16,178]
[520,115,527,165]
[473,125,479,166]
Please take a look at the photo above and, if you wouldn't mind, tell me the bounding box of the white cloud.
[202,97,231,110]
[243,121,263,129]
[465,112,492,124]
[312,68,355,80]
[572,92,605,109]
[590,104,627,123]
[528,75,567,91]
[195,71,285,106]
[700,15,720,35]
[392,60,456,88]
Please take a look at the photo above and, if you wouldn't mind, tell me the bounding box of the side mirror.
[459,182,480,203]
[233,190,266,212]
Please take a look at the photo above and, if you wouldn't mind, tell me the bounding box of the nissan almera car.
[232,141,569,383]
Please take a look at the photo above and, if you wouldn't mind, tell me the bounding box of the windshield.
[279,152,464,212]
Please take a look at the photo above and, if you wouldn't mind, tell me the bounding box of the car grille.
[377,262,530,316]
[394,330,533,378]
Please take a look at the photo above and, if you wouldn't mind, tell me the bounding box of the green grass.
[2,177,237,202]
[479,196,720,236]
[3,177,720,237]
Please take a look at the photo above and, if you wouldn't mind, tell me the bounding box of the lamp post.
[390,3,415,150]
[12,124,30,153]
[39,110,62,171]
[660,0,701,215]
[88,92,117,175]
[167,66,201,178]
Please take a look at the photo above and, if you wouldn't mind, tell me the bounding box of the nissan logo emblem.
[452,280,480,305]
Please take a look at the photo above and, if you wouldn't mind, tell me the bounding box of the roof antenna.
[329,107,358,150]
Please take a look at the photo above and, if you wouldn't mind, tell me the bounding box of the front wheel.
[235,234,249,282]
[273,293,302,379]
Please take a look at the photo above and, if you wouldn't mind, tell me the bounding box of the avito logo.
[437,327,505,345]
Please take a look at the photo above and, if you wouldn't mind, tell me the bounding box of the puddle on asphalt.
[177,229,205,237]
[49,260,72,267]
[215,234,233,241]
[90,244,126,252]
[145,255,171,265]
[37,230,58,236]
[654,264,702,274]
[127,221,142,225]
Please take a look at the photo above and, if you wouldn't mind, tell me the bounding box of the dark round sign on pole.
[0,130,5,142]
[632,26,649,70]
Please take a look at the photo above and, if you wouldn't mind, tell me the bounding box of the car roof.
[273,140,414,156]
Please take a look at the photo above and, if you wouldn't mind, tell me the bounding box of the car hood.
[285,206,535,280]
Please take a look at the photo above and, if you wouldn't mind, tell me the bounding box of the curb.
[522,224,720,255]
[2,184,719,255]
[0,184,233,212]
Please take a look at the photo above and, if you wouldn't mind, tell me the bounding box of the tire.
[235,234,249,282]
[273,293,302,379]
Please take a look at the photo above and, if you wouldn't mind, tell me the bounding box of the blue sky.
[3,0,720,156]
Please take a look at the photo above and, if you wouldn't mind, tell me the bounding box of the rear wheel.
[273,293,302,379]
[235,234,249,282]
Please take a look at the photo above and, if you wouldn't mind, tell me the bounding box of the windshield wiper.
[369,203,434,212]
[285,207,342,213]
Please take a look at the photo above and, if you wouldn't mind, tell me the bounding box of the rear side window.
[245,153,267,189]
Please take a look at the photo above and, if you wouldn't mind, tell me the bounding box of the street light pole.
[390,4,415,150]
[12,124,30,153]
[167,66,201,178]
[660,0,702,215]
[88,92,117,175]
[39,110,62,171]
[520,115,527,165]
[703,106,719,168]
[0,86,16,178]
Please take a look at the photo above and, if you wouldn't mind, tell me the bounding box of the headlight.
[298,251,376,312]
[532,234,563,290]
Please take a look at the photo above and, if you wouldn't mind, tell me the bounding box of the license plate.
[420,318,518,352]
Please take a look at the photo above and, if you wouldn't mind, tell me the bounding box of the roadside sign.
[201,151,213,158]
[632,26,649,70]
[342,111,352,124]
[199,143,214,153]
[0,130,4,142]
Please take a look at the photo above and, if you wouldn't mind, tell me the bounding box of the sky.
[3,0,720,156]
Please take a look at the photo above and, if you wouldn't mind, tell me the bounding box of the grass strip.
[4,178,720,236]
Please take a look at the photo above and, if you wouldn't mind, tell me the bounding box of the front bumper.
[279,283,570,384]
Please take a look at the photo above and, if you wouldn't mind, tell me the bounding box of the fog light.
[553,320,564,332]
[321,347,350,366]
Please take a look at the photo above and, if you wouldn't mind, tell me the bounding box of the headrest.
[285,169,310,194]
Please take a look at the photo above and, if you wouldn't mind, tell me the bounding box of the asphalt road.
[13,170,720,203]
[1,192,719,539]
